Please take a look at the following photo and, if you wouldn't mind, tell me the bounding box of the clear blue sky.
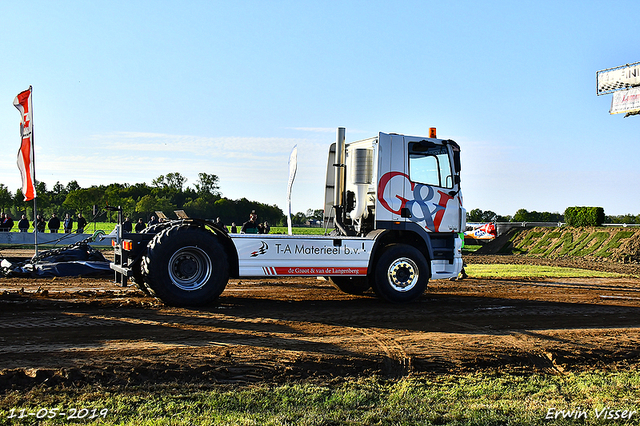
[1,1,638,217]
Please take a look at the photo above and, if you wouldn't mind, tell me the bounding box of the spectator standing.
[230,222,237,233]
[0,213,7,232]
[18,215,29,232]
[48,213,61,233]
[1,214,13,232]
[123,217,133,233]
[148,216,158,227]
[215,217,227,233]
[262,221,271,234]
[34,215,46,233]
[76,213,87,233]
[63,213,74,233]
[135,218,146,233]
[240,210,260,234]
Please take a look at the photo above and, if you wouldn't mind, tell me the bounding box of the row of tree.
[467,208,640,224]
[0,172,291,227]
[466,208,563,223]
[4,178,638,228]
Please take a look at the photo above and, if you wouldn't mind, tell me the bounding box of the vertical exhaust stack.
[333,127,350,235]
[334,127,346,208]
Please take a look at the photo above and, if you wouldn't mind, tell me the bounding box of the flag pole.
[30,86,38,257]
[14,86,38,257]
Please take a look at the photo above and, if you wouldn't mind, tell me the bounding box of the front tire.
[141,225,229,306]
[372,244,429,303]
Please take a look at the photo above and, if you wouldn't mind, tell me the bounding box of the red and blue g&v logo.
[377,172,455,232]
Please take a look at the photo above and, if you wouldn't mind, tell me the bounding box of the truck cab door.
[376,133,408,222]
[403,138,463,233]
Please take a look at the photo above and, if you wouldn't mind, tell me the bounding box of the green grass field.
[1,371,638,425]
[1,222,328,235]
[465,264,627,279]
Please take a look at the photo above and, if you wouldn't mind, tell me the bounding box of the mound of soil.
[473,228,519,255]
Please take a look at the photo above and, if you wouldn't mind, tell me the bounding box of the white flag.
[287,145,298,236]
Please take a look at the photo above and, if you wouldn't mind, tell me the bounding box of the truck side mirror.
[443,139,461,174]
[453,150,461,174]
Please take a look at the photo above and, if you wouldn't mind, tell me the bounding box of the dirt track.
[1,253,640,391]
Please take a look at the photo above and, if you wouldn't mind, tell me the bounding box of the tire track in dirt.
[441,320,572,374]
[327,322,413,377]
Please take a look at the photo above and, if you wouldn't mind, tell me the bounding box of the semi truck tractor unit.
[111,127,466,306]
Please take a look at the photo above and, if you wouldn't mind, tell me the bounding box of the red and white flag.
[14,86,36,201]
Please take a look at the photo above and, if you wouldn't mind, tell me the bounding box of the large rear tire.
[330,276,371,295]
[133,222,173,296]
[130,262,151,295]
[140,221,174,235]
[141,224,229,306]
[372,244,429,303]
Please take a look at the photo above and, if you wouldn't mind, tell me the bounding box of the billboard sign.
[597,62,640,95]
[610,87,640,115]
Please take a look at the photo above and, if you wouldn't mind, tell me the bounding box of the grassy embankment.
[503,227,640,262]
[1,372,638,425]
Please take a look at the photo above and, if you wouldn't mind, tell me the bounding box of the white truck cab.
[111,128,465,305]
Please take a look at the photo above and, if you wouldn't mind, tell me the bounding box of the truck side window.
[408,142,453,188]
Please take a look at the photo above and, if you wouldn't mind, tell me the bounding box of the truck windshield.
[408,142,453,188]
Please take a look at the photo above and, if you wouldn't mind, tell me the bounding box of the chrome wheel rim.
[387,257,419,292]
[168,246,212,291]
